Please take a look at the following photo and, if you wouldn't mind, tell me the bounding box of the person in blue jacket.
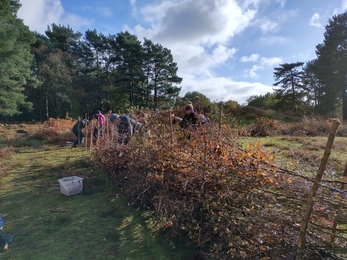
[109,113,147,144]
[71,119,89,147]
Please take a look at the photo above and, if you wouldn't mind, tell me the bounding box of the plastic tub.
[58,176,83,196]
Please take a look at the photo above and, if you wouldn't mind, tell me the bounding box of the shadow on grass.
[0,146,197,260]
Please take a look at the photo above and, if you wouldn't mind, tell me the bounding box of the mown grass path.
[0,136,187,260]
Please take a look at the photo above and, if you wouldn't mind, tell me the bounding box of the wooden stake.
[296,118,340,260]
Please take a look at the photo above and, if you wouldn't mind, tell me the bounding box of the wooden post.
[89,119,94,153]
[169,110,173,143]
[296,118,340,260]
[105,113,109,139]
[77,117,81,146]
[85,113,88,150]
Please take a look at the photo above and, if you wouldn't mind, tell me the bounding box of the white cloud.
[260,57,282,67]
[140,1,178,28]
[258,35,286,46]
[136,0,257,46]
[129,0,138,17]
[244,56,282,79]
[18,0,93,33]
[276,0,286,8]
[309,13,321,28]
[260,19,279,33]
[247,64,263,79]
[180,74,273,104]
[333,0,347,14]
[131,0,261,103]
[18,0,64,33]
[240,54,260,62]
[237,0,267,10]
[61,14,93,30]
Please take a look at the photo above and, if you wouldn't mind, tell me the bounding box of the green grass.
[239,135,347,175]
[0,128,194,260]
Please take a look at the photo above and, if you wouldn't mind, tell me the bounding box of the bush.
[285,116,331,136]
[31,118,75,144]
[248,117,282,136]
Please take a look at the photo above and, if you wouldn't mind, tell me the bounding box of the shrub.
[31,118,75,144]
[286,116,331,136]
[247,117,282,136]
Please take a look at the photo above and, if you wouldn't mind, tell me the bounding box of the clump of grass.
[6,138,32,147]
[0,146,14,158]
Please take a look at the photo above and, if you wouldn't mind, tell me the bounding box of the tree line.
[248,12,347,121]
[2,0,347,122]
[1,0,187,121]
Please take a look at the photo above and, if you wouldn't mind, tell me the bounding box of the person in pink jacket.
[93,110,105,141]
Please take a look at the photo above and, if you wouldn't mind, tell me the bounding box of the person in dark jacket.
[173,104,199,128]
[109,113,147,144]
[172,104,199,139]
[71,119,89,148]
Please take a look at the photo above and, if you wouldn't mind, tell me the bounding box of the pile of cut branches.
[94,112,347,259]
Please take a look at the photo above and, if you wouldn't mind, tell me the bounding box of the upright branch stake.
[85,113,88,150]
[105,113,109,139]
[169,110,173,143]
[296,118,340,260]
[90,119,94,153]
[77,117,81,146]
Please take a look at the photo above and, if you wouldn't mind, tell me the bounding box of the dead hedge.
[93,112,347,260]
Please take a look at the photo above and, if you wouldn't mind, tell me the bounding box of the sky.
[17,0,347,105]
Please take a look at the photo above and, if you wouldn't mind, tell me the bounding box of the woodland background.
[3,1,347,122]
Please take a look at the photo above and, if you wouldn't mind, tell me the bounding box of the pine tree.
[0,0,39,118]
[314,12,347,120]
[142,39,182,109]
[273,62,305,111]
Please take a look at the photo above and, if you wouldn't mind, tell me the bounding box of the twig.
[130,187,150,205]
[35,184,59,188]
[50,210,67,212]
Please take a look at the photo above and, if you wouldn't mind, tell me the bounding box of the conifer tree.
[0,0,39,118]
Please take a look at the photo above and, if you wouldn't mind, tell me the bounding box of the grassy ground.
[0,124,193,260]
[239,135,347,174]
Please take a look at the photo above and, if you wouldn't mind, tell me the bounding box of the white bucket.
[58,176,83,196]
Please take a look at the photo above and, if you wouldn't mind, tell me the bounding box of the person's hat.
[110,113,119,122]
[185,104,193,110]
[96,110,101,114]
